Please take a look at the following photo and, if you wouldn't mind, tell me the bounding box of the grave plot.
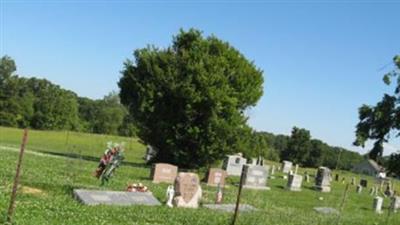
[73,189,161,206]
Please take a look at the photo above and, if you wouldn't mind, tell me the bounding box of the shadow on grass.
[38,150,149,169]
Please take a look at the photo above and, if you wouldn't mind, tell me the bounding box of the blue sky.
[1,1,399,155]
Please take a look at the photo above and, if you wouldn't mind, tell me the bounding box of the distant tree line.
[242,127,365,171]
[0,56,136,136]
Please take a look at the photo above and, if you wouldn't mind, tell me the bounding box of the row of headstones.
[150,158,400,212]
[151,159,330,198]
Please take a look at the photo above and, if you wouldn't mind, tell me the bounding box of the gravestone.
[242,165,270,190]
[173,172,202,208]
[304,173,310,183]
[384,183,394,197]
[270,165,276,175]
[360,179,368,188]
[351,177,356,185]
[206,168,227,187]
[391,196,400,213]
[222,154,247,176]
[144,145,157,163]
[369,187,376,196]
[287,174,303,191]
[73,189,161,206]
[294,164,299,174]
[251,158,257,166]
[203,204,257,213]
[313,207,339,215]
[281,160,293,174]
[356,185,362,194]
[373,196,383,214]
[315,167,331,192]
[151,163,178,184]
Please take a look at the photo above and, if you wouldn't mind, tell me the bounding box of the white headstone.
[242,165,270,190]
[223,155,247,176]
[373,197,383,214]
[166,185,174,207]
[391,196,400,213]
[356,185,362,194]
[287,174,303,191]
[281,161,293,174]
[270,165,276,175]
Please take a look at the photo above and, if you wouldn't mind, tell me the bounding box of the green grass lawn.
[0,126,399,225]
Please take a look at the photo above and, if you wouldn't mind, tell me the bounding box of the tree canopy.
[354,55,400,160]
[119,29,264,168]
[0,56,135,136]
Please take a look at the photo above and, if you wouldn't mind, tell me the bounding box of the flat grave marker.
[73,189,161,206]
[203,204,257,213]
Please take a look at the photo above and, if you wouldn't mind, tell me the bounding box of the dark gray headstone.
[203,204,257,213]
[360,179,368,188]
[73,189,161,206]
[315,167,331,192]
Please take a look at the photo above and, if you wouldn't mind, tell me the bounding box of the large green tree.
[354,55,400,160]
[119,29,264,168]
[281,127,312,165]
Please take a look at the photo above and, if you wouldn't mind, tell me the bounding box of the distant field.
[1,126,399,225]
[0,126,146,163]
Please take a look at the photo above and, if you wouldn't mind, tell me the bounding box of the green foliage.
[119,29,264,168]
[354,55,400,160]
[387,151,400,177]
[78,92,128,135]
[282,127,312,165]
[258,127,363,170]
[0,56,136,136]
[0,55,16,82]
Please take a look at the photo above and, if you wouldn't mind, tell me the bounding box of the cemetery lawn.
[1,126,399,225]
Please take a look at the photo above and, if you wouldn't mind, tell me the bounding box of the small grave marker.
[281,160,293,174]
[287,174,303,191]
[207,168,227,187]
[150,163,178,184]
[204,204,256,213]
[373,196,383,214]
[360,179,368,188]
[391,196,400,213]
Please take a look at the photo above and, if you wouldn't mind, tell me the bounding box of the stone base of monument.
[203,204,257,213]
[73,189,161,206]
[242,185,270,190]
[315,186,331,193]
[313,207,339,215]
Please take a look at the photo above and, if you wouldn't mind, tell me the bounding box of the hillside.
[0,127,399,225]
